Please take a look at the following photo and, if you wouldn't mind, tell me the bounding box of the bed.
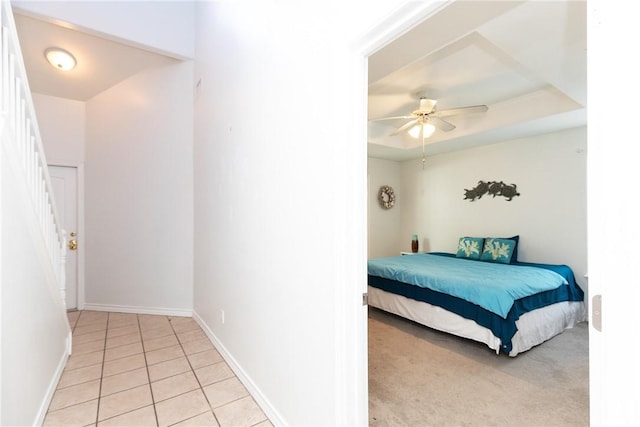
[367,239,586,356]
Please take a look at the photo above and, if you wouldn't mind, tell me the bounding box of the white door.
[49,165,78,310]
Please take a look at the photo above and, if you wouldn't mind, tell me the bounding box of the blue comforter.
[367,252,584,353]
[367,253,567,319]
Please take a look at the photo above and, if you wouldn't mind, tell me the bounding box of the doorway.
[362,1,592,425]
[48,165,79,310]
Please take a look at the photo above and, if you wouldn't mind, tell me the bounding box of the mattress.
[367,252,586,355]
[368,286,586,356]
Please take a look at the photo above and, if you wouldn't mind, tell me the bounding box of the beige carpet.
[368,307,589,427]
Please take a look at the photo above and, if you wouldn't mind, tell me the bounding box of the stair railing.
[1,0,67,305]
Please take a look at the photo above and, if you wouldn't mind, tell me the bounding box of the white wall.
[32,66,195,316]
[368,127,588,292]
[368,158,405,258]
[2,143,70,426]
[12,0,195,59]
[193,4,342,423]
[84,60,194,314]
[383,127,587,293]
[588,2,640,424]
[32,93,85,165]
[192,1,409,424]
[6,0,640,425]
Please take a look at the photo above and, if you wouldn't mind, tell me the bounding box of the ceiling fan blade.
[433,105,488,118]
[369,115,414,122]
[430,116,456,132]
[390,119,419,136]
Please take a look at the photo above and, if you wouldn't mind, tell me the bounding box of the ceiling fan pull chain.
[421,128,425,169]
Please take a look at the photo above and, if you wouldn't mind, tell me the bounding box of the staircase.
[1,0,72,425]
[1,1,66,294]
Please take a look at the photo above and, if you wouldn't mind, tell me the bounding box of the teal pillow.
[481,238,516,264]
[456,237,484,260]
[497,235,519,263]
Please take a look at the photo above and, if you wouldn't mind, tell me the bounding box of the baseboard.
[82,303,192,317]
[192,311,285,426]
[34,330,71,426]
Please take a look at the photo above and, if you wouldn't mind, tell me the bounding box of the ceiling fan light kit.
[370,93,488,168]
[409,122,435,138]
[370,94,488,139]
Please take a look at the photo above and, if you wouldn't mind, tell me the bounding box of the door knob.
[68,232,78,251]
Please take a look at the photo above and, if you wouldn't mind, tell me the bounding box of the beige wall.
[368,158,404,258]
[369,126,587,293]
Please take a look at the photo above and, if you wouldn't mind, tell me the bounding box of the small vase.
[411,235,419,253]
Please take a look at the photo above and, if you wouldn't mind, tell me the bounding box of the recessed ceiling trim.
[367,1,586,161]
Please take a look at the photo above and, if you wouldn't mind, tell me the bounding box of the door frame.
[353,1,602,425]
[48,160,85,311]
[351,2,457,424]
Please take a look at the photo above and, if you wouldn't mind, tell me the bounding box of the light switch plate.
[592,294,602,332]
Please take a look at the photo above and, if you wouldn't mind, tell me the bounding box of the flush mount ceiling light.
[44,47,76,71]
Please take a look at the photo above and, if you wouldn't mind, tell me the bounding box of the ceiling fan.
[370,93,488,138]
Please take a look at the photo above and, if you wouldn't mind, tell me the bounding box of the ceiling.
[12,1,586,160]
[12,10,175,101]
[368,0,587,161]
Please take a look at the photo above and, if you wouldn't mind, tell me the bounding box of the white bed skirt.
[368,286,587,356]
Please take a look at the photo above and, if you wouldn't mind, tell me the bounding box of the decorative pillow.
[495,235,519,263]
[506,235,519,263]
[481,238,516,264]
[456,237,484,260]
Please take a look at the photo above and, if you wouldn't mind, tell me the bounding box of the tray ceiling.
[368,1,586,160]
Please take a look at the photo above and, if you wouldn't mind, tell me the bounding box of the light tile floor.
[44,310,273,427]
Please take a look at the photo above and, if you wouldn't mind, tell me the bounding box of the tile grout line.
[46,312,99,421]
[43,313,78,421]
[48,312,270,427]
[168,316,223,427]
[171,318,270,426]
[138,313,161,427]
[94,314,158,426]
[93,311,110,427]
